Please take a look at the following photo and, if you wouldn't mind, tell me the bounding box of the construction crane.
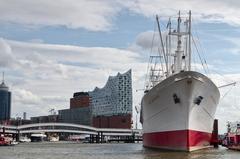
[49,108,55,115]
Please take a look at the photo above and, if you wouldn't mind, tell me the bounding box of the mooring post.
[89,134,93,143]
[100,132,103,143]
[2,127,5,135]
[16,130,20,142]
[212,119,219,148]
[131,130,135,143]
[96,132,100,143]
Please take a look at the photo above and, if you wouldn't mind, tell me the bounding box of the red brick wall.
[70,96,90,109]
[92,114,132,129]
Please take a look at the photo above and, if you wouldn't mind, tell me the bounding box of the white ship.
[30,133,47,142]
[141,11,220,151]
[19,136,31,143]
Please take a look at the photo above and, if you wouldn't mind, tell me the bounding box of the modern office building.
[0,74,11,122]
[30,114,59,123]
[58,107,92,125]
[90,69,132,128]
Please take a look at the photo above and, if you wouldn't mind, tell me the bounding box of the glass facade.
[89,69,132,116]
[0,82,11,121]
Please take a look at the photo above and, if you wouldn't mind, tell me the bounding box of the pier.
[0,122,142,143]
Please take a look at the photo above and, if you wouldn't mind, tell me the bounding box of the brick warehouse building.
[59,92,92,125]
[92,114,132,129]
[70,92,91,109]
[58,70,132,129]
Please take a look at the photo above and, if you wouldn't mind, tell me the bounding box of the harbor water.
[0,142,239,159]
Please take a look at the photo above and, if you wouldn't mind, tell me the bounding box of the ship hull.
[141,71,220,151]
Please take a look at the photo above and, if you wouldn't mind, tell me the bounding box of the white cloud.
[0,0,121,31]
[223,37,240,55]
[28,39,44,43]
[0,38,18,68]
[119,0,240,26]
[0,38,147,119]
[1,0,240,32]
[135,30,156,49]
[14,89,41,105]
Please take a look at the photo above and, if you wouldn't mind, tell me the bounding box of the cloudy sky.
[1,0,240,133]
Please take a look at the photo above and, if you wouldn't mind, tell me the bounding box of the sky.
[1,0,240,133]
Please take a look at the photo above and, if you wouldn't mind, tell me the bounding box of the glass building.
[0,79,11,121]
[89,69,132,116]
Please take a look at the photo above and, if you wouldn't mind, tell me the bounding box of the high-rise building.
[0,73,11,122]
[23,112,27,120]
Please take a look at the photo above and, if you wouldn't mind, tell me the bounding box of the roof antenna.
[2,72,4,84]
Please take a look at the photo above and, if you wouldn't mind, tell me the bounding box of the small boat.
[30,133,47,142]
[0,135,13,146]
[222,122,240,151]
[19,136,31,143]
[48,134,59,142]
[10,140,19,146]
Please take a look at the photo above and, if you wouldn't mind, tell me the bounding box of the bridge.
[0,122,142,142]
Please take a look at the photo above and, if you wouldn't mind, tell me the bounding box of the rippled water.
[0,142,239,159]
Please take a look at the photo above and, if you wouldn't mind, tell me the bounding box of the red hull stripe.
[143,129,212,151]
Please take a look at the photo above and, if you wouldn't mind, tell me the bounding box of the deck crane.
[218,82,237,100]
[218,82,237,89]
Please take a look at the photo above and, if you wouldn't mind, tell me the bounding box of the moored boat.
[19,136,31,143]
[222,122,240,151]
[30,133,47,142]
[48,134,59,142]
[141,11,220,152]
[0,135,13,146]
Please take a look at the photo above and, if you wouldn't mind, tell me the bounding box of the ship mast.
[175,11,183,73]
[188,10,192,71]
[156,15,169,77]
[169,11,191,74]
[167,18,172,74]
[145,11,192,90]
